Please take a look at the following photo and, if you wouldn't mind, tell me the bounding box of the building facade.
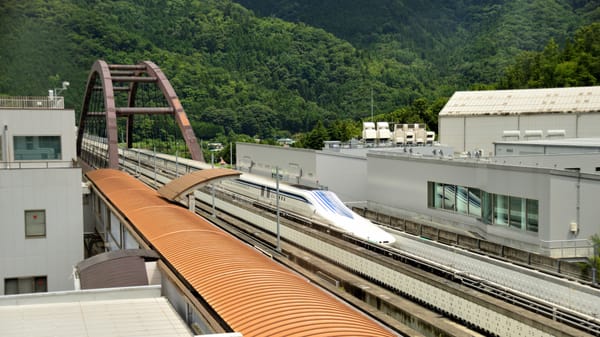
[0,97,83,294]
[236,142,318,187]
[439,86,600,155]
[366,151,599,257]
[236,87,600,258]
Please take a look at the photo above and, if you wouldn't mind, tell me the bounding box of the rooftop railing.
[0,160,76,170]
[0,96,64,109]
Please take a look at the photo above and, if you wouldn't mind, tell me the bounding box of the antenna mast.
[370,88,374,121]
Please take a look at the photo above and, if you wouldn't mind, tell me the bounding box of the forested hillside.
[0,0,598,151]
[238,0,599,85]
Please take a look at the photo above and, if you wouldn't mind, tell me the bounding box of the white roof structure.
[439,86,600,116]
[0,286,193,337]
[495,137,600,148]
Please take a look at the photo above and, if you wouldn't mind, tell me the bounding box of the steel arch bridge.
[76,60,204,169]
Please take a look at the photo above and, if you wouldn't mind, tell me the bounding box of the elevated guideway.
[390,231,600,320]
[103,145,598,337]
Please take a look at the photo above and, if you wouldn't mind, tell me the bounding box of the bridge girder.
[77,60,204,169]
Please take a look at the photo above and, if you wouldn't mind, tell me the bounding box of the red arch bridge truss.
[76,60,203,169]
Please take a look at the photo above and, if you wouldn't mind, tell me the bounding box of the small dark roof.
[76,249,159,290]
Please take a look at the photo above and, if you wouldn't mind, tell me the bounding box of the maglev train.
[217,173,396,245]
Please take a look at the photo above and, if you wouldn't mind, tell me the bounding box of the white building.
[236,87,600,258]
[439,86,600,155]
[0,96,83,294]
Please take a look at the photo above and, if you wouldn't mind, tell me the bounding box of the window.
[456,186,468,214]
[481,191,492,224]
[468,188,482,217]
[443,184,455,211]
[509,196,525,229]
[428,182,444,209]
[4,276,47,295]
[13,136,61,160]
[427,181,539,233]
[493,194,509,226]
[526,199,539,232]
[25,210,46,237]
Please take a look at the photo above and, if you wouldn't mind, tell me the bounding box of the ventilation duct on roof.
[502,130,520,139]
[546,129,566,138]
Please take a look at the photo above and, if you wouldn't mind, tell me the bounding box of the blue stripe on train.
[312,191,354,219]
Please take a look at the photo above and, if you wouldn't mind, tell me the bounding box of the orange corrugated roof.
[86,169,396,337]
[157,168,240,202]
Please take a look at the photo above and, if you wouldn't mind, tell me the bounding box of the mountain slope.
[0,0,598,142]
[236,0,598,85]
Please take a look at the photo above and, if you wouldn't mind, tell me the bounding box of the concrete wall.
[440,112,600,155]
[366,152,599,255]
[0,109,77,162]
[0,168,83,294]
[0,108,82,294]
[316,151,367,202]
[236,142,318,186]
[490,152,600,174]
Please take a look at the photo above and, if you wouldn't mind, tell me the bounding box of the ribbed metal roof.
[157,168,241,202]
[439,86,600,116]
[86,169,396,337]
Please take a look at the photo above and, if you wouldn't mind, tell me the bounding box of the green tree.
[304,120,328,150]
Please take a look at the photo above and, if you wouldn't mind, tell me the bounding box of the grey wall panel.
[579,177,600,241]
[438,116,464,152]
[317,152,367,201]
[519,114,576,138]
[440,112,600,156]
[578,114,600,137]
[367,154,554,247]
[236,143,317,186]
[465,116,519,155]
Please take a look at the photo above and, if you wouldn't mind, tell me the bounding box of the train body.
[124,148,395,244]
[218,173,396,245]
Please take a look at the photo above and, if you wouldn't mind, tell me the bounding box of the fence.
[0,96,64,109]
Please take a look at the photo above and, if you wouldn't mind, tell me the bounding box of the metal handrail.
[0,160,75,169]
[0,96,64,109]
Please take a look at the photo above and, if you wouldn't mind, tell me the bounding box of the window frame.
[4,276,47,295]
[13,135,62,161]
[427,181,539,233]
[24,209,46,238]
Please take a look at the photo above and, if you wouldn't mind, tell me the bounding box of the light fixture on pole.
[49,81,69,108]
[276,166,281,252]
[54,81,70,96]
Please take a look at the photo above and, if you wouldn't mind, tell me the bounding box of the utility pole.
[371,88,374,122]
[276,166,281,252]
